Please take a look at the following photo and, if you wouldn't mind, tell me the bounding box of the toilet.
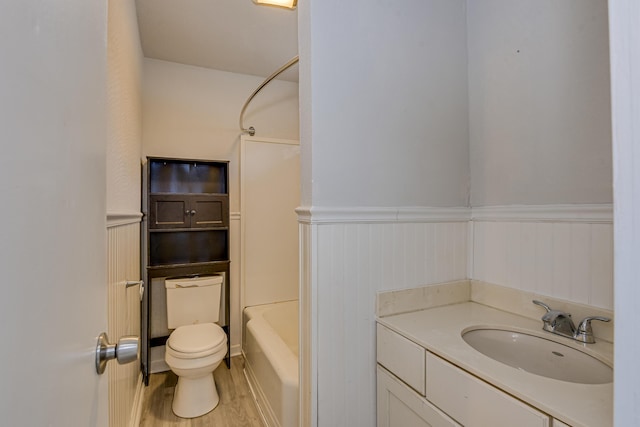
[164,275,227,418]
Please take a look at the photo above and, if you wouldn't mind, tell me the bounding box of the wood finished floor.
[139,356,264,427]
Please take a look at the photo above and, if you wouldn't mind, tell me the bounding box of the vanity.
[376,283,613,427]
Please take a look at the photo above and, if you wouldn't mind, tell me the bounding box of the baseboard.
[230,343,242,357]
[129,373,145,427]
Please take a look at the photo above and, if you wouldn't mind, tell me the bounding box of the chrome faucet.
[532,300,610,344]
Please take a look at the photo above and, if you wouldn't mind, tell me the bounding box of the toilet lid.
[168,323,226,354]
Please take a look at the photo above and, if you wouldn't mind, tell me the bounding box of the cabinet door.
[149,195,189,229]
[378,365,460,427]
[190,195,229,228]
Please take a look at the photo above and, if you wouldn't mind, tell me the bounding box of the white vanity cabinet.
[377,323,551,427]
[377,323,460,427]
[377,365,461,427]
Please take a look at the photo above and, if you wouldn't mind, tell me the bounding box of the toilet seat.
[167,323,226,359]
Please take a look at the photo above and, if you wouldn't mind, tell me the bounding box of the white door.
[0,1,109,425]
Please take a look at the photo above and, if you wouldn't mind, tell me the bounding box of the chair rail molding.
[107,212,143,228]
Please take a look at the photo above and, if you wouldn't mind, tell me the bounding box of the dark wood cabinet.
[141,157,231,384]
[149,194,229,229]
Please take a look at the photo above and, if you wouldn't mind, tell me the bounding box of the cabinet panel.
[426,353,550,427]
[149,195,189,229]
[552,419,570,427]
[191,195,228,228]
[377,324,425,395]
[377,366,460,427]
[149,195,228,229]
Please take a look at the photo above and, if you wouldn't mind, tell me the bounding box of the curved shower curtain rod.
[239,55,299,136]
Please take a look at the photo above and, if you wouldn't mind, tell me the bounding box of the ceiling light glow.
[252,0,297,10]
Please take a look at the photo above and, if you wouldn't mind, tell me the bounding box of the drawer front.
[426,353,550,427]
[377,324,425,395]
[377,365,460,427]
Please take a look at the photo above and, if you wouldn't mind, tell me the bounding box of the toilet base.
[172,372,220,418]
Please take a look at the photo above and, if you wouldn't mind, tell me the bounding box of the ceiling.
[135,0,299,82]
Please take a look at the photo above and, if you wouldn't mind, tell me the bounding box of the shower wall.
[242,137,300,308]
[141,58,299,354]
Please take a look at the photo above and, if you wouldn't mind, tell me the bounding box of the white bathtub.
[243,300,299,427]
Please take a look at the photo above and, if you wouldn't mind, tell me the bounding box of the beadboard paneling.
[107,221,142,427]
[301,219,468,427]
[472,221,613,309]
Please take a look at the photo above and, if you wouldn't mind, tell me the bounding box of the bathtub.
[243,300,299,427]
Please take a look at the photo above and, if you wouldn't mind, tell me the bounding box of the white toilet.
[164,275,227,418]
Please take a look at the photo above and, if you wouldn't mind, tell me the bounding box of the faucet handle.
[532,300,552,312]
[575,316,611,343]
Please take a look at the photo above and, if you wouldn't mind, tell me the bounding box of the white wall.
[299,1,614,425]
[142,58,299,212]
[467,1,613,311]
[609,0,640,424]
[108,0,143,213]
[472,213,613,310]
[303,0,469,208]
[468,0,612,206]
[242,137,300,308]
[298,0,469,425]
[106,1,144,426]
[141,58,299,354]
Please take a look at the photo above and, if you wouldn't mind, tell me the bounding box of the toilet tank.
[165,275,223,329]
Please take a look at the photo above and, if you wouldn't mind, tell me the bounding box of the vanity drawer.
[426,352,550,427]
[377,324,425,395]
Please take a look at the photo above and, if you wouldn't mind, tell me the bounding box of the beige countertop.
[377,301,613,427]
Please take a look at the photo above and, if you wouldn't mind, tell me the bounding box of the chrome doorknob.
[95,332,139,375]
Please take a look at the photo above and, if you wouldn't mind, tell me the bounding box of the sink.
[461,328,612,384]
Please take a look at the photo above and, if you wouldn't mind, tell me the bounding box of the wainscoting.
[107,214,143,427]
[298,204,613,426]
[298,207,469,427]
[471,205,613,309]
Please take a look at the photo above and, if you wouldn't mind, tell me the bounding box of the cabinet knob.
[190,210,196,215]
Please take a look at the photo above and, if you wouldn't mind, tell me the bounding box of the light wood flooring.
[139,356,264,427]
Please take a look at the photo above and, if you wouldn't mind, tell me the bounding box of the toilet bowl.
[165,322,228,418]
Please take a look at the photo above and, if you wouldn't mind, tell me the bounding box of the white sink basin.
[462,328,612,384]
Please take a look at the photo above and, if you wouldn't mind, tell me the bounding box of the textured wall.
[107,0,143,213]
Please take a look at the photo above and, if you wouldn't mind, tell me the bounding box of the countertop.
[377,302,613,427]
